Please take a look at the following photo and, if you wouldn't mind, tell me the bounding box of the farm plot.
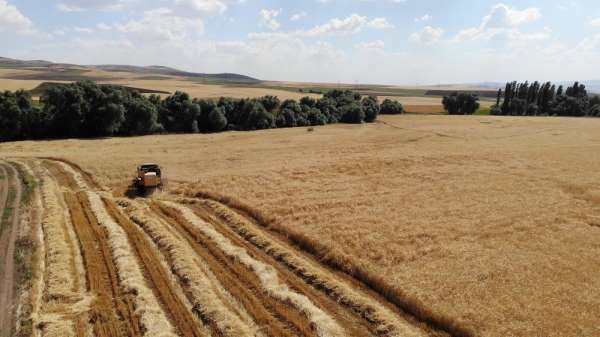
[2,158,453,337]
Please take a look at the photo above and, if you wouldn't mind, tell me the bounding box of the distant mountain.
[0,56,259,83]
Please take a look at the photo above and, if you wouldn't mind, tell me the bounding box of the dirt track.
[0,162,22,337]
[5,158,451,337]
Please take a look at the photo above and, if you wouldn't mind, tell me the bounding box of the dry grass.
[122,200,257,337]
[85,192,177,337]
[164,201,346,337]
[4,115,600,336]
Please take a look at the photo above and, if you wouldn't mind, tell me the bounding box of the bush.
[243,102,274,130]
[307,108,327,126]
[206,107,228,132]
[276,108,297,128]
[341,104,365,124]
[380,99,404,115]
[442,92,480,115]
[362,96,379,123]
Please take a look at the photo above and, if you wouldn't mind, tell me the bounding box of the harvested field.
[3,114,600,336]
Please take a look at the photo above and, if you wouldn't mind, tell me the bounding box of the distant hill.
[0,56,259,83]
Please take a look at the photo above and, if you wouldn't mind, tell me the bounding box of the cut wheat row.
[195,199,425,337]
[55,159,196,337]
[122,199,258,337]
[85,192,177,337]
[162,201,346,337]
[36,173,90,337]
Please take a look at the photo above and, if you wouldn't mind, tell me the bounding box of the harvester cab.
[135,163,163,193]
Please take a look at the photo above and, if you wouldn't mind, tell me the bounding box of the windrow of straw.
[27,160,46,337]
[37,174,88,337]
[163,201,346,337]
[85,192,177,337]
[195,198,425,337]
[55,161,88,191]
[124,201,258,337]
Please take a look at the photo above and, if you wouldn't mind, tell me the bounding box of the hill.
[0,56,259,83]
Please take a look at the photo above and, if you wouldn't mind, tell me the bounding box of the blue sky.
[2,0,600,84]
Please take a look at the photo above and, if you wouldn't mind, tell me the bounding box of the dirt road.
[0,162,22,337]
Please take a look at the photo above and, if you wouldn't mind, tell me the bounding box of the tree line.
[492,81,600,117]
[0,81,406,142]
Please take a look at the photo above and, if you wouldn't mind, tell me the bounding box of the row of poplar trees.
[492,81,600,117]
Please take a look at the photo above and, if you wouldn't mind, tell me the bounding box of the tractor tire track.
[102,199,207,337]
[149,201,321,337]
[63,191,142,337]
[0,162,22,337]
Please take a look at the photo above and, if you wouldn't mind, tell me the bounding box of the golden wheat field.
[2,115,600,337]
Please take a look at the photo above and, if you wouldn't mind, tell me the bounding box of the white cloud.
[259,8,281,30]
[290,11,306,22]
[0,0,35,35]
[116,8,204,43]
[303,14,392,36]
[96,22,112,30]
[368,17,393,29]
[590,18,600,27]
[74,27,93,34]
[410,26,443,44]
[453,3,543,43]
[414,14,431,22]
[355,40,385,52]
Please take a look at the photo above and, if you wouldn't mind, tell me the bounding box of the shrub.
[206,107,228,132]
[276,108,297,128]
[380,99,404,115]
[362,96,379,123]
[341,104,365,124]
[307,108,327,126]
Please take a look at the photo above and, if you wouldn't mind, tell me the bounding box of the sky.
[1,0,600,85]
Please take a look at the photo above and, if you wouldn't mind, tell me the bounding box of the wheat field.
[2,115,600,336]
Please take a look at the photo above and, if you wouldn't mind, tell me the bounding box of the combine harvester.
[135,163,164,195]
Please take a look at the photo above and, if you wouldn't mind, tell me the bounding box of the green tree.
[380,99,404,115]
[0,91,25,141]
[361,96,379,123]
[442,92,480,115]
[341,103,365,123]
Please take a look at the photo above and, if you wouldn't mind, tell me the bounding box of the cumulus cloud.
[116,8,204,43]
[303,14,392,36]
[453,3,543,42]
[259,8,281,30]
[410,26,443,44]
[0,0,35,35]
